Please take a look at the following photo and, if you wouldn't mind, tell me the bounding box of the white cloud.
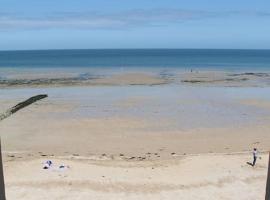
[0,9,269,31]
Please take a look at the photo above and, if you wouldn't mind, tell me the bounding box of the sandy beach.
[1,0,270,196]
[4,153,269,200]
[1,71,270,199]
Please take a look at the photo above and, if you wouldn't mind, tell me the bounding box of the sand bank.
[1,70,270,88]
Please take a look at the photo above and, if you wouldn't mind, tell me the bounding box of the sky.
[0,0,270,50]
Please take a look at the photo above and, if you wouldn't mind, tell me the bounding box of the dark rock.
[0,94,48,121]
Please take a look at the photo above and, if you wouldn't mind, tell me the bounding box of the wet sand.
[1,84,270,156]
[1,70,270,199]
[1,70,270,88]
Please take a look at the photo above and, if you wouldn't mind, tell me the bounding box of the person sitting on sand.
[252,148,258,167]
[43,160,52,169]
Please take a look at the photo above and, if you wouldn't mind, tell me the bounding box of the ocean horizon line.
[1,48,270,52]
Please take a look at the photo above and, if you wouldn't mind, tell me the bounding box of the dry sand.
[4,153,268,200]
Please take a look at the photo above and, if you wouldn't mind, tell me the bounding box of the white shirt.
[253,150,258,158]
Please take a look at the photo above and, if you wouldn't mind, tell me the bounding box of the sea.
[1,49,270,128]
[0,49,270,71]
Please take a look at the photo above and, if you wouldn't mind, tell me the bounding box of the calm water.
[0,49,270,71]
[2,85,270,129]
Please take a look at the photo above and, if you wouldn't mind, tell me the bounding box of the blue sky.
[0,0,269,50]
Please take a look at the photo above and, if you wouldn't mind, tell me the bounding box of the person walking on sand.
[252,148,258,167]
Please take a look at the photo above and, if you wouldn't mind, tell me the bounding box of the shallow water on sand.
[1,85,270,131]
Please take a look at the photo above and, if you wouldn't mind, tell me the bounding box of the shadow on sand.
[246,162,254,167]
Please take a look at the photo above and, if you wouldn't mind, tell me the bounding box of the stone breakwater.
[0,95,48,121]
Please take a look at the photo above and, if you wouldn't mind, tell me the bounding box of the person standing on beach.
[252,148,258,167]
